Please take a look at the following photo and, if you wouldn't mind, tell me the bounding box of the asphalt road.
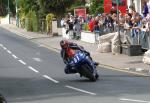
[0,27,150,103]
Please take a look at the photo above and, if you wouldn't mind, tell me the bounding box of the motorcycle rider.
[60,40,99,75]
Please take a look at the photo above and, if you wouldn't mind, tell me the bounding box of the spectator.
[88,17,95,32]
[68,15,74,31]
[143,1,149,17]
[61,18,65,27]
[94,16,100,32]
[110,6,117,15]
[103,14,114,33]
[124,13,133,28]
[131,13,142,44]
[145,14,150,31]
[126,9,132,16]
[85,14,92,23]
[73,15,81,39]
[129,5,135,15]
[147,0,150,13]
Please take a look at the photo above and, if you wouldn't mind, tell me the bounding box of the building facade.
[85,0,144,14]
[127,0,142,14]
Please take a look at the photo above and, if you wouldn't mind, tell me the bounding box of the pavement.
[0,24,150,76]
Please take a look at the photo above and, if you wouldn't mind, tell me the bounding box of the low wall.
[0,15,10,24]
[81,31,96,43]
[52,20,62,36]
[62,28,70,39]
[62,28,96,43]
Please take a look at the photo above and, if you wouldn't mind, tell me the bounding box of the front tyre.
[80,64,97,81]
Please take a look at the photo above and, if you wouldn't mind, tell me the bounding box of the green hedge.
[46,13,54,33]
[32,11,39,32]
[20,13,25,28]
[25,11,32,31]
[89,0,104,15]
[25,10,39,32]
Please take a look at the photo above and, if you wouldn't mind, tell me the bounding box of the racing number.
[73,54,80,63]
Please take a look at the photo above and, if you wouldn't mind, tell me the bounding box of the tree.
[45,0,73,18]
[16,0,89,32]
[17,0,74,19]
[0,0,15,16]
[0,0,6,16]
[18,0,38,15]
[89,0,104,15]
[36,0,47,19]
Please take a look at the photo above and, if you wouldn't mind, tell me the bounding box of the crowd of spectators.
[61,1,150,49]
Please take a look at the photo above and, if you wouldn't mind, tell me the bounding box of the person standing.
[147,0,150,12]
[143,1,149,17]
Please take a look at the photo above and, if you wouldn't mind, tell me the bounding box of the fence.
[140,31,150,50]
[39,19,47,33]
[91,24,150,50]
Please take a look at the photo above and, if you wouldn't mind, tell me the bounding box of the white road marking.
[120,98,150,103]
[28,66,39,73]
[43,75,59,83]
[7,50,12,54]
[0,44,3,47]
[18,60,26,65]
[65,85,96,96]
[12,54,18,59]
[32,58,42,62]
[3,47,7,50]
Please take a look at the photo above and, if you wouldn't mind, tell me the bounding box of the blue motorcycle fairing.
[69,51,86,66]
[69,51,95,73]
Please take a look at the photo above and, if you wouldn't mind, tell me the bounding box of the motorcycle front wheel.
[80,64,96,81]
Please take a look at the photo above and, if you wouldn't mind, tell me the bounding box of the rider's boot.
[94,62,99,66]
[95,73,99,79]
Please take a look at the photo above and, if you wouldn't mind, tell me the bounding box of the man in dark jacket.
[143,1,149,17]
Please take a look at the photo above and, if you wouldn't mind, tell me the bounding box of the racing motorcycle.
[68,51,99,81]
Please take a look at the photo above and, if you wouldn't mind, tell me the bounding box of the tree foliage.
[67,0,86,14]
[44,0,73,18]
[17,0,74,19]
[89,0,104,15]
[18,0,38,15]
[0,0,15,16]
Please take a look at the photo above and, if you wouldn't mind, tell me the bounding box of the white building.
[127,0,142,14]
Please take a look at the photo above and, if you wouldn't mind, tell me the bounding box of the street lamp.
[8,0,10,24]
[15,0,19,27]
[116,0,121,53]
